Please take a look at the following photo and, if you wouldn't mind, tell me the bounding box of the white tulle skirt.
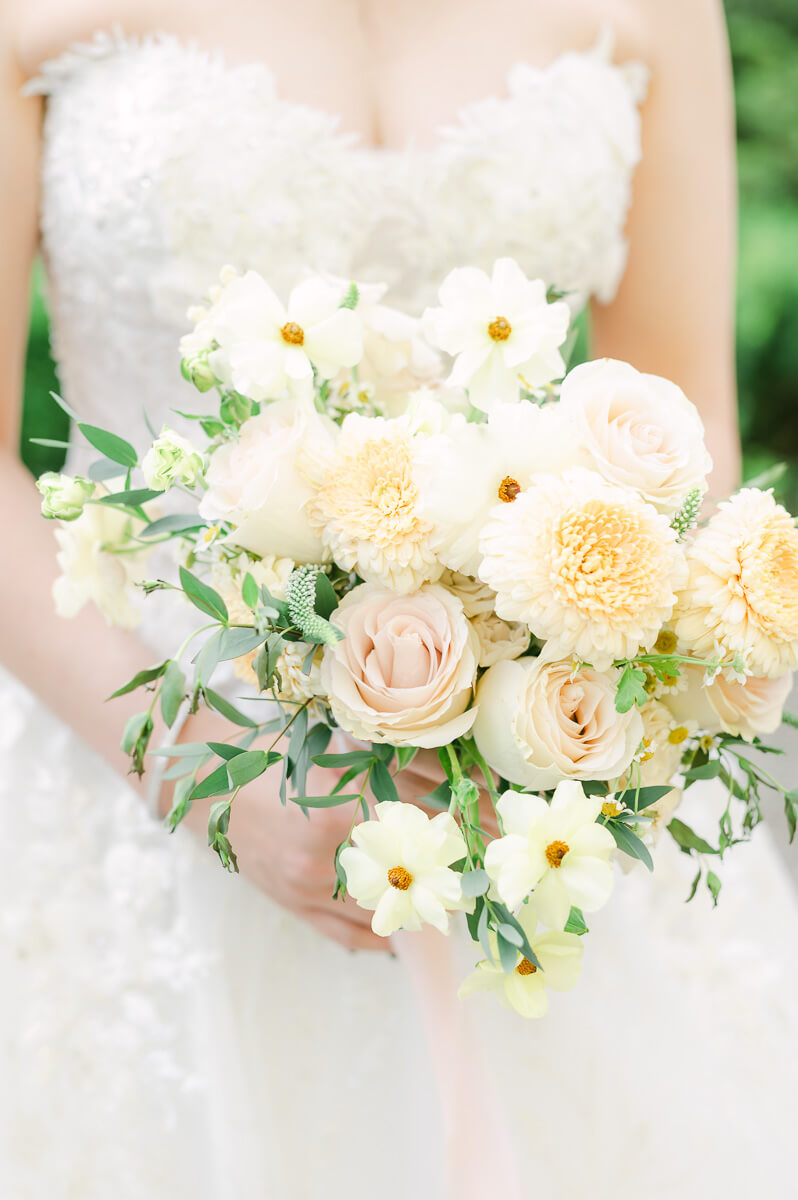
[1,659,797,1200]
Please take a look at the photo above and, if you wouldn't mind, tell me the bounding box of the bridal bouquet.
[37,258,798,1018]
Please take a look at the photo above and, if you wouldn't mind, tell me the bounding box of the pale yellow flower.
[479,468,687,670]
[674,489,798,677]
[308,413,439,593]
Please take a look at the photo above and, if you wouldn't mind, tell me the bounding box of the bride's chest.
[31,31,647,319]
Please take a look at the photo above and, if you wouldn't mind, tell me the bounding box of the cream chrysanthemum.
[308,414,439,593]
[674,489,798,677]
[478,468,687,670]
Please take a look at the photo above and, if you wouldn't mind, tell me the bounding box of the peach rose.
[557,359,711,511]
[472,654,643,791]
[665,665,793,743]
[321,582,479,747]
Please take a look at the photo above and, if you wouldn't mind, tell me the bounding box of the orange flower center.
[488,316,512,342]
[516,957,537,976]
[498,476,521,503]
[280,321,305,346]
[387,866,413,891]
[545,840,569,868]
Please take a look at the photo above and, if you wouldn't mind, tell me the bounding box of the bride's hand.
[159,709,387,953]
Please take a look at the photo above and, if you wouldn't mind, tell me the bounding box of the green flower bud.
[36,472,95,520]
[220,392,253,425]
[141,428,204,491]
[180,356,217,393]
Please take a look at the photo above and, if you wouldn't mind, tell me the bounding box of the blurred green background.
[21,0,798,499]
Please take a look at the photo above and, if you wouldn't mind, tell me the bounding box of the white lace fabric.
[2,26,797,1200]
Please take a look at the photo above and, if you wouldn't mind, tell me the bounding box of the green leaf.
[160,660,186,728]
[667,817,718,856]
[314,572,338,620]
[88,458,124,483]
[460,868,490,898]
[165,776,194,832]
[370,759,400,805]
[607,820,654,871]
[227,749,281,789]
[78,422,138,467]
[242,572,259,610]
[395,746,418,772]
[564,906,589,936]
[49,389,80,422]
[207,800,238,872]
[497,929,520,974]
[492,905,542,971]
[312,750,375,771]
[121,711,150,754]
[684,760,721,782]
[29,436,72,448]
[196,630,223,688]
[140,513,206,539]
[108,660,168,699]
[781,710,798,730]
[420,780,453,811]
[615,663,648,713]
[217,626,267,661]
[206,741,248,761]
[149,741,213,758]
[95,487,164,507]
[204,687,258,728]
[190,763,234,800]
[785,791,798,843]
[290,793,361,807]
[477,902,494,964]
[633,785,674,810]
[706,870,722,907]
[179,566,229,622]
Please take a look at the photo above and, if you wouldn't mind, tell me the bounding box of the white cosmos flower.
[423,258,570,411]
[458,902,583,1018]
[414,401,569,575]
[185,269,363,401]
[485,781,616,927]
[340,802,469,936]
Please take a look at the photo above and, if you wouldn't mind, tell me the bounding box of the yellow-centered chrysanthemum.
[674,488,798,677]
[478,467,687,670]
[308,414,439,593]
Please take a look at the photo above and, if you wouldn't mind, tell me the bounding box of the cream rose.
[472,654,643,791]
[470,612,530,668]
[557,359,712,511]
[321,582,479,747]
[199,397,335,562]
[665,665,793,742]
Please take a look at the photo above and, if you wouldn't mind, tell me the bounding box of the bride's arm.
[591,0,740,501]
[0,35,383,951]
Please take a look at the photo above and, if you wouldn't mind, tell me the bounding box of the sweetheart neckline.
[24,22,645,159]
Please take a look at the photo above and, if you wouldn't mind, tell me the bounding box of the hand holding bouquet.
[37,258,798,1017]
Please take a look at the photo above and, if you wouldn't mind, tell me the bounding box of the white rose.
[36,472,95,521]
[472,654,643,791]
[141,427,204,490]
[557,359,712,511]
[321,582,479,748]
[469,612,530,668]
[665,665,793,742]
[199,397,335,562]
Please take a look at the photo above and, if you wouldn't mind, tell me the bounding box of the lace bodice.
[27,27,646,449]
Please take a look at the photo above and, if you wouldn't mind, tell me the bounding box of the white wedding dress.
[2,28,797,1200]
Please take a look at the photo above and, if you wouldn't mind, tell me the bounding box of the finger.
[304,908,389,953]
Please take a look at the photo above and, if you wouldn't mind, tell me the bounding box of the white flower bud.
[141,428,204,491]
[36,472,95,521]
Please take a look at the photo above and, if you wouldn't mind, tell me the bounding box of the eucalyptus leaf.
[607,820,654,871]
[204,687,258,728]
[78,422,138,467]
[190,763,234,800]
[460,868,490,898]
[88,457,125,483]
[313,750,375,771]
[160,660,186,729]
[667,817,718,856]
[217,626,267,661]
[166,776,194,832]
[370,759,400,805]
[497,930,519,975]
[290,793,361,808]
[140,513,206,539]
[227,750,280,789]
[179,566,229,623]
[242,572,259,610]
[96,487,164,507]
[108,661,168,699]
